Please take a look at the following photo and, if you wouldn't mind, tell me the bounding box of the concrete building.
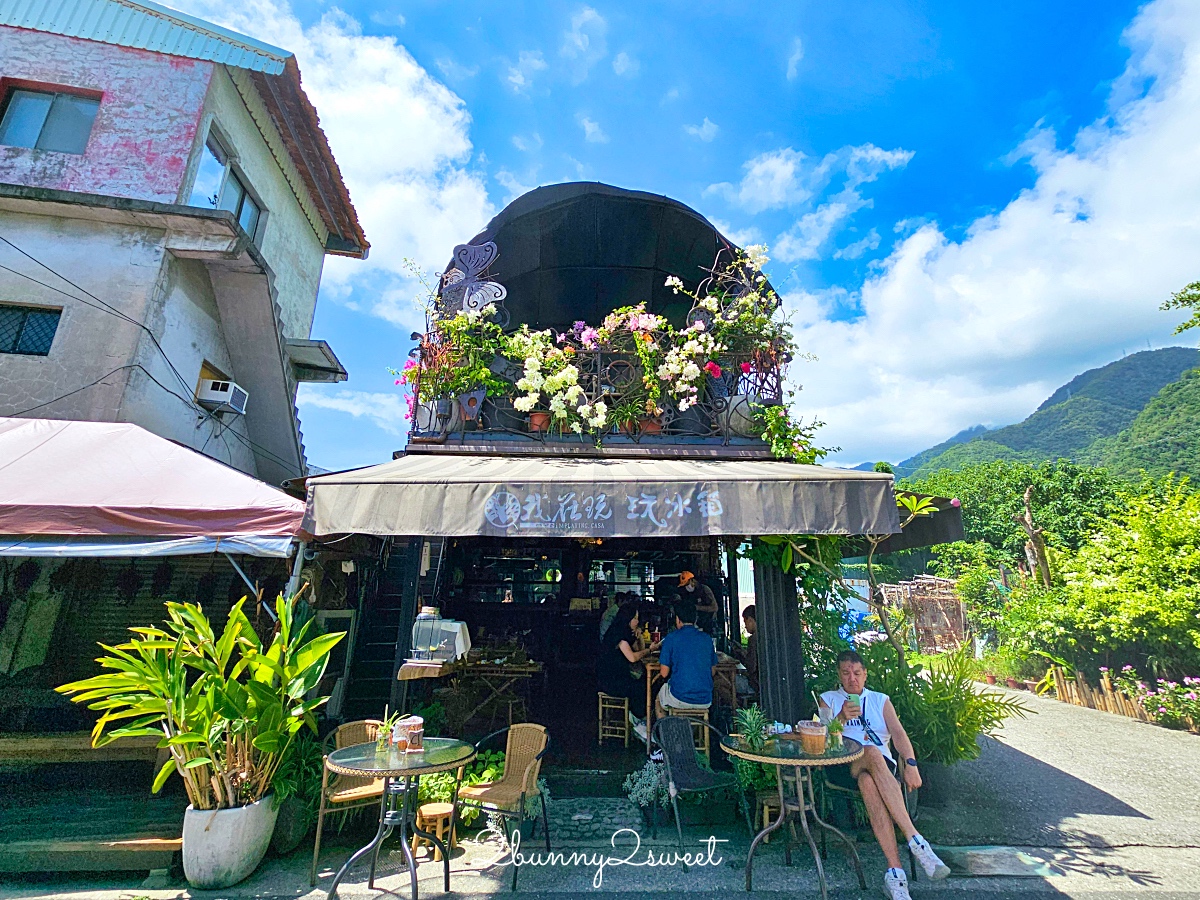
[0,0,368,485]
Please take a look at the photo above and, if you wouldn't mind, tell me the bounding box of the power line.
[0,232,303,475]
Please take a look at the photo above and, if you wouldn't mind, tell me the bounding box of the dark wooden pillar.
[388,538,423,711]
[753,552,808,724]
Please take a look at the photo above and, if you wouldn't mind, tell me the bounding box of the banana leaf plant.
[56,593,343,810]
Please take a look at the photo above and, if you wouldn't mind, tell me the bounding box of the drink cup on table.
[797,721,828,755]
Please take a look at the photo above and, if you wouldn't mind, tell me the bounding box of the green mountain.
[1088,368,1200,480]
[902,347,1200,479]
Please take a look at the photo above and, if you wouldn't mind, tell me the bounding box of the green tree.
[902,459,1124,562]
[998,479,1200,677]
[1161,280,1200,335]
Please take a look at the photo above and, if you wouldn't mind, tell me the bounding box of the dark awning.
[303,453,901,539]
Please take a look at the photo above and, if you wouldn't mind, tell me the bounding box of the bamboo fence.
[1049,665,1152,723]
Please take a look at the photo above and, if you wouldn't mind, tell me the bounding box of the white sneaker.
[909,835,951,880]
[882,869,912,900]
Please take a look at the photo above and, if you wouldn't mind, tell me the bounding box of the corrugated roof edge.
[0,0,291,74]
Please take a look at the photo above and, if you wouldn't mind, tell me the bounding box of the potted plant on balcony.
[57,594,344,889]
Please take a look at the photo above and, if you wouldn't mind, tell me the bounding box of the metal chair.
[455,723,551,890]
[651,716,754,869]
[820,756,918,879]
[310,719,386,886]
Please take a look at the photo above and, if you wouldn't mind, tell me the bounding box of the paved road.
[920,687,1200,851]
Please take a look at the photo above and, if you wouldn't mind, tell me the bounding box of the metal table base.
[326,774,450,900]
[744,765,866,898]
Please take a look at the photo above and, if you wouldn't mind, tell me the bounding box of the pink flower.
[1158,706,1167,714]
[580,327,600,349]
[704,361,722,378]
[740,361,752,374]
[395,379,403,385]
[951,498,962,507]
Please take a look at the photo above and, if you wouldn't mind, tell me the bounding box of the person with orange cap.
[678,570,718,634]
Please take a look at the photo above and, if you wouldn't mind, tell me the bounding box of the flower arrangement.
[397,245,821,455]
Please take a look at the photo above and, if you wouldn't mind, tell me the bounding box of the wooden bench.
[0,732,166,766]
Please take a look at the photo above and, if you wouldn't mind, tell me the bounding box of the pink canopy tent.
[0,417,304,558]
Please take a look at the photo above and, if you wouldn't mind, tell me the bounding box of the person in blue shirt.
[654,597,718,720]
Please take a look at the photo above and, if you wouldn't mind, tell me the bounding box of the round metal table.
[720,734,866,898]
[324,738,476,900]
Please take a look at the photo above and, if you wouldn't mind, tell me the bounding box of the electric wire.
[0,233,304,474]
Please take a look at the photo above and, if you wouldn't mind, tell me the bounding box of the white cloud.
[661,87,681,105]
[833,229,881,260]
[507,50,548,92]
[511,132,544,152]
[784,0,1200,464]
[773,144,912,262]
[561,6,607,82]
[297,387,409,435]
[683,117,719,142]
[612,51,639,77]
[496,168,536,204]
[368,10,405,27]
[578,115,609,143]
[436,57,478,81]
[707,147,813,213]
[786,37,804,81]
[168,0,494,336]
[708,218,764,248]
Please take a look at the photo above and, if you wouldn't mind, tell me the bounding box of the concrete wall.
[187,68,326,339]
[0,26,212,202]
[0,207,257,475]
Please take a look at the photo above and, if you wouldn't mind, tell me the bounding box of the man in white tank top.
[819,649,950,900]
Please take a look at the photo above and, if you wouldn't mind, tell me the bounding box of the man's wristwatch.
[905,758,918,768]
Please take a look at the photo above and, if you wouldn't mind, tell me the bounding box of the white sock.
[887,866,906,880]
[907,834,927,850]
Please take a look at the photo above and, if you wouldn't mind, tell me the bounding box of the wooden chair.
[663,706,710,762]
[597,692,630,747]
[455,723,551,890]
[820,756,918,879]
[310,719,385,886]
[651,716,753,868]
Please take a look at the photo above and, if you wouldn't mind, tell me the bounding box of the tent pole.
[224,551,277,622]
[285,540,307,599]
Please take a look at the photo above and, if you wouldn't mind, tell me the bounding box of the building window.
[187,133,263,240]
[0,305,61,356]
[0,89,100,154]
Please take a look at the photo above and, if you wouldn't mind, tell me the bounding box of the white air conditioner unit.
[197,379,249,415]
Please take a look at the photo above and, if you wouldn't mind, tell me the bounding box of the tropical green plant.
[857,642,1029,766]
[418,748,505,825]
[731,704,776,793]
[752,401,827,464]
[272,730,325,829]
[56,594,343,810]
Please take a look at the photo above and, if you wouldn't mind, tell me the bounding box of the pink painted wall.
[0,26,213,203]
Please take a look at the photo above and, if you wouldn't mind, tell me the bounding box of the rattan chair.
[820,756,917,879]
[310,719,386,886]
[651,716,754,868]
[455,723,551,890]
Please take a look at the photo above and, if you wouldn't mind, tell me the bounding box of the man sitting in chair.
[820,649,950,900]
[654,597,717,720]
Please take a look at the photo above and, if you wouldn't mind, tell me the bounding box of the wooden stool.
[664,706,710,762]
[756,789,781,843]
[597,692,630,747]
[411,802,456,861]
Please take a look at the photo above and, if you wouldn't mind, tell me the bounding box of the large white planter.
[182,795,279,889]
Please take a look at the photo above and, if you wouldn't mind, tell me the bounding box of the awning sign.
[483,487,723,534]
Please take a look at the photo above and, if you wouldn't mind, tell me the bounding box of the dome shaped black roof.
[449,182,747,331]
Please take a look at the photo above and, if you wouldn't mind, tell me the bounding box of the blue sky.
[184,0,1200,472]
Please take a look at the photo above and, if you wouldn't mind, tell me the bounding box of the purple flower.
[580,327,600,349]
[1187,693,1197,701]
[1158,706,1167,714]
[572,320,587,334]
[950,498,962,507]
[1100,666,1109,673]
[1123,665,1135,672]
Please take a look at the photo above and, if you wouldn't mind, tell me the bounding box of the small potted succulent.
[623,760,671,828]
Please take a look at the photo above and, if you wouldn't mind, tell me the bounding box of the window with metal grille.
[0,88,100,155]
[0,305,61,356]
